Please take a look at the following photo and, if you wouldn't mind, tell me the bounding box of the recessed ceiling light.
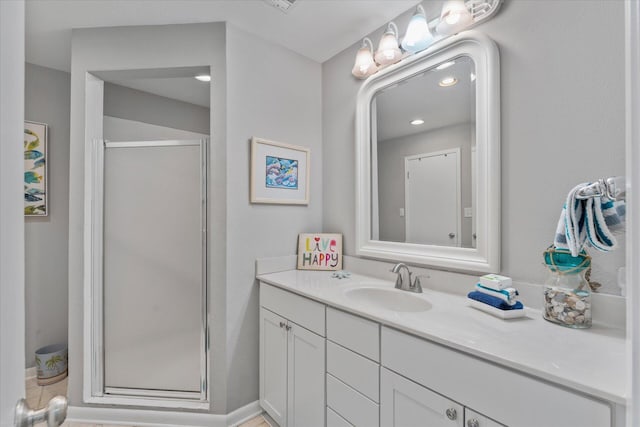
[410,119,425,126]
[439,76,458,87]
[436,61,455,70]
[195,74,211,82]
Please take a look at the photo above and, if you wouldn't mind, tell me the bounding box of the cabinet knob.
[445,408,457,420]
[467,419,480,427]
[448,233,456,239]
[279,322,286,328]
[285,325,292,331]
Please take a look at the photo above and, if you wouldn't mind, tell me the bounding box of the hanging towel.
[553,182,626,257]
[467,291,523,311]
[475,283,518,306]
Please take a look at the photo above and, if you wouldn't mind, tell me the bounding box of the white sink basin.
[344,287,432,312]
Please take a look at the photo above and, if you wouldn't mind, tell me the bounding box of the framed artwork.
[24,121,48,216]
[250,137,310,205]
[297,233,343,271]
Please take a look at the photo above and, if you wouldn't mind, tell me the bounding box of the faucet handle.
[411,274,430,293]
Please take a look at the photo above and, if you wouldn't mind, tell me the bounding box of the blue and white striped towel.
[475,283,519,306]
[553,183,626,257]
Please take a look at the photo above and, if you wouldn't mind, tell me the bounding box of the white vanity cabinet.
[381,327,612,427]
[260,284,326,427]
[326,308,381,427]
[258,277,620,427]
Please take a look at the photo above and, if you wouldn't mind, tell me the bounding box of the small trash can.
[35,343,68,386]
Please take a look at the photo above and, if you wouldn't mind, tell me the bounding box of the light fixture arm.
[386,21,399,37]
[361,37,374,52]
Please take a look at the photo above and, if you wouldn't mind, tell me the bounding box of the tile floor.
[25,374,268,427]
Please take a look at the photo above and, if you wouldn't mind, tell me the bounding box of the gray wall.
[104,82,210,135]
[68,21,322,414]
[378,123,473,246]
[69,22,228,413]
[323,0,625,294]
[225,23,322,411]
[24,63,70,367]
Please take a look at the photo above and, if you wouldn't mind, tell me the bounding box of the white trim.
[355,31,500,273]
[83,76,210,408]
[66,400,262,427]
[626,0,640,425]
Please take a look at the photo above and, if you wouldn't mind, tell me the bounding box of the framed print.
[250,137,310,205]
[297,233,343,271]
[24,121,48,216]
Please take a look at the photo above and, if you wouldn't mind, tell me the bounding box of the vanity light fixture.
[352,37,379,79]
[350,0,502,80]
[436,61,456,70]
[439,76,458,87]
[374,22,402,66]
[195,74,211,82]
[400,5,433,54]
[410,119,425,126]
[436,0,474,36]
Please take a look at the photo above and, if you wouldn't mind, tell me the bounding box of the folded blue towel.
[467,291,523,311]
[475,283,518,306]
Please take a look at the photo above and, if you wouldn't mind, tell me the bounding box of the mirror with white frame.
[355,32,500,273]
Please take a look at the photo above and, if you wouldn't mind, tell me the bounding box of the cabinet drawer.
[381,327,611,427]
[260,283,325,336]
[327,373,379,427]
[327,407,353,427]
[327,307,379,361]
[327,341,379,402]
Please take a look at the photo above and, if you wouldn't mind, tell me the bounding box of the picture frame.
[250,137,310,205]
[24,121,48,216]
[297,233,343,271]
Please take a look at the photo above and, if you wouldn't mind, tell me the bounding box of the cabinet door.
[288,322,326,427]
[465,408,506,427]
[260,308,288,427]
[381,368,463,427]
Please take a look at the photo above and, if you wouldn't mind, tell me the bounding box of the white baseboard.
[25,367,37,379]
[67,400,262,427]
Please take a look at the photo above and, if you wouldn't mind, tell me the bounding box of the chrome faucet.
[391,263,423,293]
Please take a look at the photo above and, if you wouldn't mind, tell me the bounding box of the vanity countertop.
[257,269,627,405]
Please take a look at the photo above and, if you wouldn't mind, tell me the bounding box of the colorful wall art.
[251,137,309,204]
[297,233,343,271]
[24,121,48,216]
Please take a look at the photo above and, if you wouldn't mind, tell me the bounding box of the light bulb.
[401,5,433,54]
[352,38,378,79]
[374,22,402,66]
[436,0,473,36]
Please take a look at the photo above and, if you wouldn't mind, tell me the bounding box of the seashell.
[575,300,586,311]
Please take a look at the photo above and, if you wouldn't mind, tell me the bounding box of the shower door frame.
[83,138,209,409]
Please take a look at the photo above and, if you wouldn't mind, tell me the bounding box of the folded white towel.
[475,283,518,306]
[553,183,625,257]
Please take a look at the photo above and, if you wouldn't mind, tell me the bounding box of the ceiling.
[25,0,421,73]
[376,56,475,142]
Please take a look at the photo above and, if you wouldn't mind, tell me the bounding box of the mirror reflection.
[371,55,476,248]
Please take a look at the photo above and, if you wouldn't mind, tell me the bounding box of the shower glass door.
[89,139,208,404]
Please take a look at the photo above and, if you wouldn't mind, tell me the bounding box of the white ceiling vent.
[264,0,299,13]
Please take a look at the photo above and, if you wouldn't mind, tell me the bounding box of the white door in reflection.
[405,148,461,246]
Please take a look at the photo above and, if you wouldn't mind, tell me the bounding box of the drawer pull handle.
[446,408,457,420]
[467,419,480,427]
